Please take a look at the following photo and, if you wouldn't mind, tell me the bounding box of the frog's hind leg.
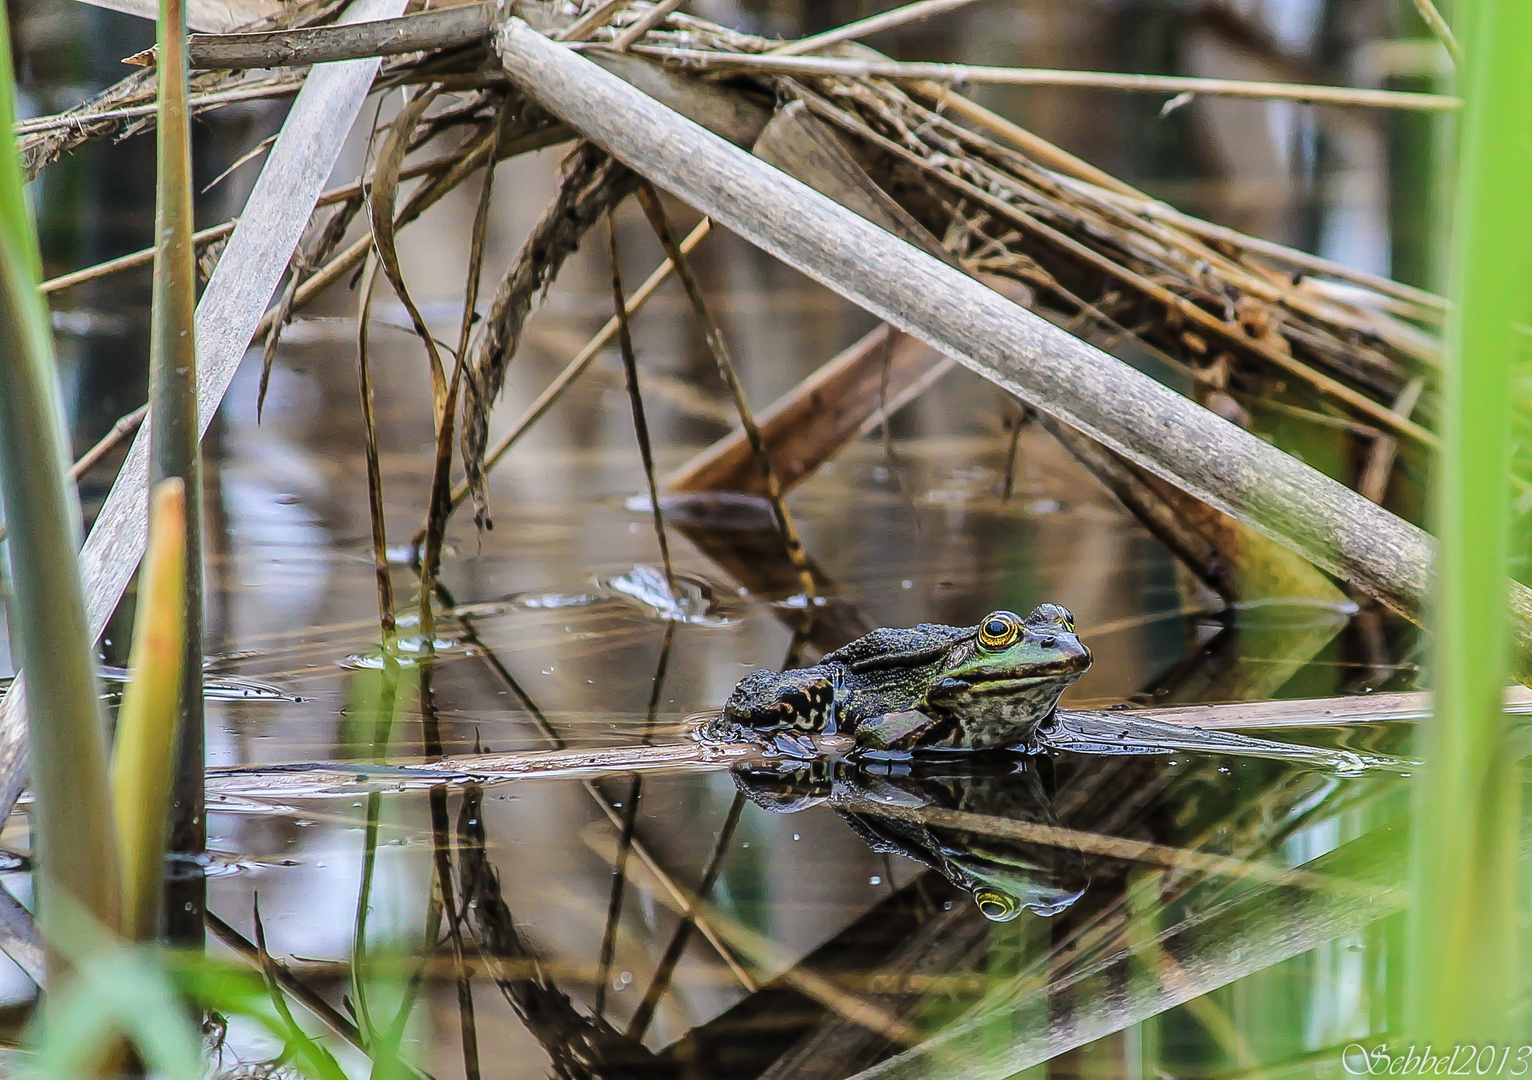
[770,669,842,734]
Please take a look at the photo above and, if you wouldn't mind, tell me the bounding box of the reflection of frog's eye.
[978,613,1021,651]
[974,887,1022,922]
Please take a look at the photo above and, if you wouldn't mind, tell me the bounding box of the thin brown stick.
[71,404,150,481]
[633,184,817,602]
[0,406,154,548]
[177,1,497,69]
[769,0,990,57]
[36,145,484,296]
[625,46,1460,111]
[607,212,679,600]
[41,220,237,294]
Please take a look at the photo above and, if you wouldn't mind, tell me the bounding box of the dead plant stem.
[633,184,817,604]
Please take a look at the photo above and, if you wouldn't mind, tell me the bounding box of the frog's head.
[922,605,1092,747]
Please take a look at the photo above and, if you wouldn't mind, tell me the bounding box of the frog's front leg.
[718,666,844,758]
[851,709,951,754]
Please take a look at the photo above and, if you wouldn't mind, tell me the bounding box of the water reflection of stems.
[456,784,663,1076]
[349,655,401,1042]
[595,620,674,1018]
[626,789,746,1039]
[420,663,482,1080]
[911,805,1400,901]
[429,578,757,992]
[1124,866,1257,1072]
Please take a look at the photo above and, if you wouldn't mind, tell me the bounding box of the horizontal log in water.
[490,16,1532,675]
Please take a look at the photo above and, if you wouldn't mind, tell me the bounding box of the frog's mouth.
[949,657,1092,690]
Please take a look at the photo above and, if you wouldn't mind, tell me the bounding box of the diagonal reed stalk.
[606,210,678,601]
[149,0,206,948]
[632,183,817,604]
[111,481,188,943]
[0,3,122,977]
[1406,0,1532,1044]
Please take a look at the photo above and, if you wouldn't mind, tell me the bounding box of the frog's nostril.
[1038,635,1056,647]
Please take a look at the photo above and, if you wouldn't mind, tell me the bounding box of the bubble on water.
[869,876,882,886]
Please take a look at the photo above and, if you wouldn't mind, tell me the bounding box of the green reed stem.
[150,0,207,949]
[1407,0,1532,1043]
[111,481,187,943]
[0,5,122,974]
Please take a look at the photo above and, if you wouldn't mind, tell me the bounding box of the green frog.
[712,604,1091,754]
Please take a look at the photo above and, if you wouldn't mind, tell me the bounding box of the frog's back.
[823,623,969,670]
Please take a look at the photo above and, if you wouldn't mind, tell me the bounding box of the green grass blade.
[150,0,206,947]
[110,480,187,943]
[0,2,121,967]
[1407,0,1532,1043]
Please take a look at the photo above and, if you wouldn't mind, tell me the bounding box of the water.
[4,0,1454,1073]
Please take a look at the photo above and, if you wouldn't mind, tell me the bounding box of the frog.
[710,603,1091,755]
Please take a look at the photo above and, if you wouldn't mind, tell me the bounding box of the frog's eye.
[974,886,1023,922]
[978,612,1021,651]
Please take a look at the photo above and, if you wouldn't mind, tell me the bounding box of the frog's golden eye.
[978,612,1021,651]
[974,887,1022,922]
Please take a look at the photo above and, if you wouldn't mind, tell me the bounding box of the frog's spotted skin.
[715,604,1092,753]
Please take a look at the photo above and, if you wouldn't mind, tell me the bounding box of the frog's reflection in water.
[731,754,1089,921]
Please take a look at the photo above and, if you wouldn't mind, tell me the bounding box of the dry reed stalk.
[460,142,637,525]
[368,85,450,422]
[606,212,679,600]
[430,217,712,539]
[634,183,818,604]
[625,47,1459,111]
[355,256,397,643]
